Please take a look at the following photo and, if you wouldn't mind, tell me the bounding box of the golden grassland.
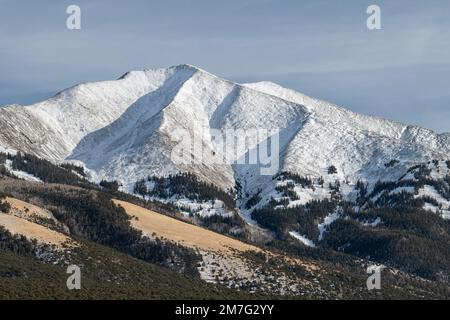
[113,199,261,254]
[113,199,321,273]
[0,197,75,248]
[6,197,55,220]
[0,214,71,247]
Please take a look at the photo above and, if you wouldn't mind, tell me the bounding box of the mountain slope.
[0,66,194,161]
[1,178,446,299]
[1,64,449,216]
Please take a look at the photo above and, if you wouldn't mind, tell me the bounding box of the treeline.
[1,152,88,186]
[275,184,299,201]
[134,172,236,211]
[270,173,323,205]
[276,172,315,187]
[199,214,246,238]
[60,163,86,176]
[365,175,450,209]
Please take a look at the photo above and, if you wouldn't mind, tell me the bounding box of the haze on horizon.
[0,0,449,133]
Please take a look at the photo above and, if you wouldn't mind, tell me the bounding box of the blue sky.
[1,0,449,132]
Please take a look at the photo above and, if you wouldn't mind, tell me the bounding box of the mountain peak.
[118,64,204,80]
[174,63,202,70]
[1,65,449,201]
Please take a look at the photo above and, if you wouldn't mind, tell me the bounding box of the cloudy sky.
[1,0,449,132]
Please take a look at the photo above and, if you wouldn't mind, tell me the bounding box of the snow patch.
[389,186,415,195]
[318,210,341,241]
[289,231,316,247]
[4,160,42,182]
[0,146,17,155]
[415,185,450,214]
[362,217,382,227]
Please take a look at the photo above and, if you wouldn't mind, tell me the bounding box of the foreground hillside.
[0,155,448,299]
[0,234,257,300]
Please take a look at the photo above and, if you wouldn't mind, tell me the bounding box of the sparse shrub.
[0,200,11,213]
[385,160,400,168]
[328,165,337,175]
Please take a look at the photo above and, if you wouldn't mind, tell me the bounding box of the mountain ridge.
[5,64,449,136]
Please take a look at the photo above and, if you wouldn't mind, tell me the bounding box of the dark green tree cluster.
[366,175,449,209]
[385,159,400,168]
[99,179,120,192]
[60,163,86,176]
[275,184,299,201]
[0,199,11,213]
[0,226,35,256]
[7,152,87,185]
[134,172,236,210]
[251,199,337,239]
[244,189,262,209]
[328,165,337,174]
[0,190,10,213]
[277,172,314,188]
[199,214,246,238]
[322,209,450,281]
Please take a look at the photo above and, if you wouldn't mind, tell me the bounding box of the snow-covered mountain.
[1,64,450,217]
